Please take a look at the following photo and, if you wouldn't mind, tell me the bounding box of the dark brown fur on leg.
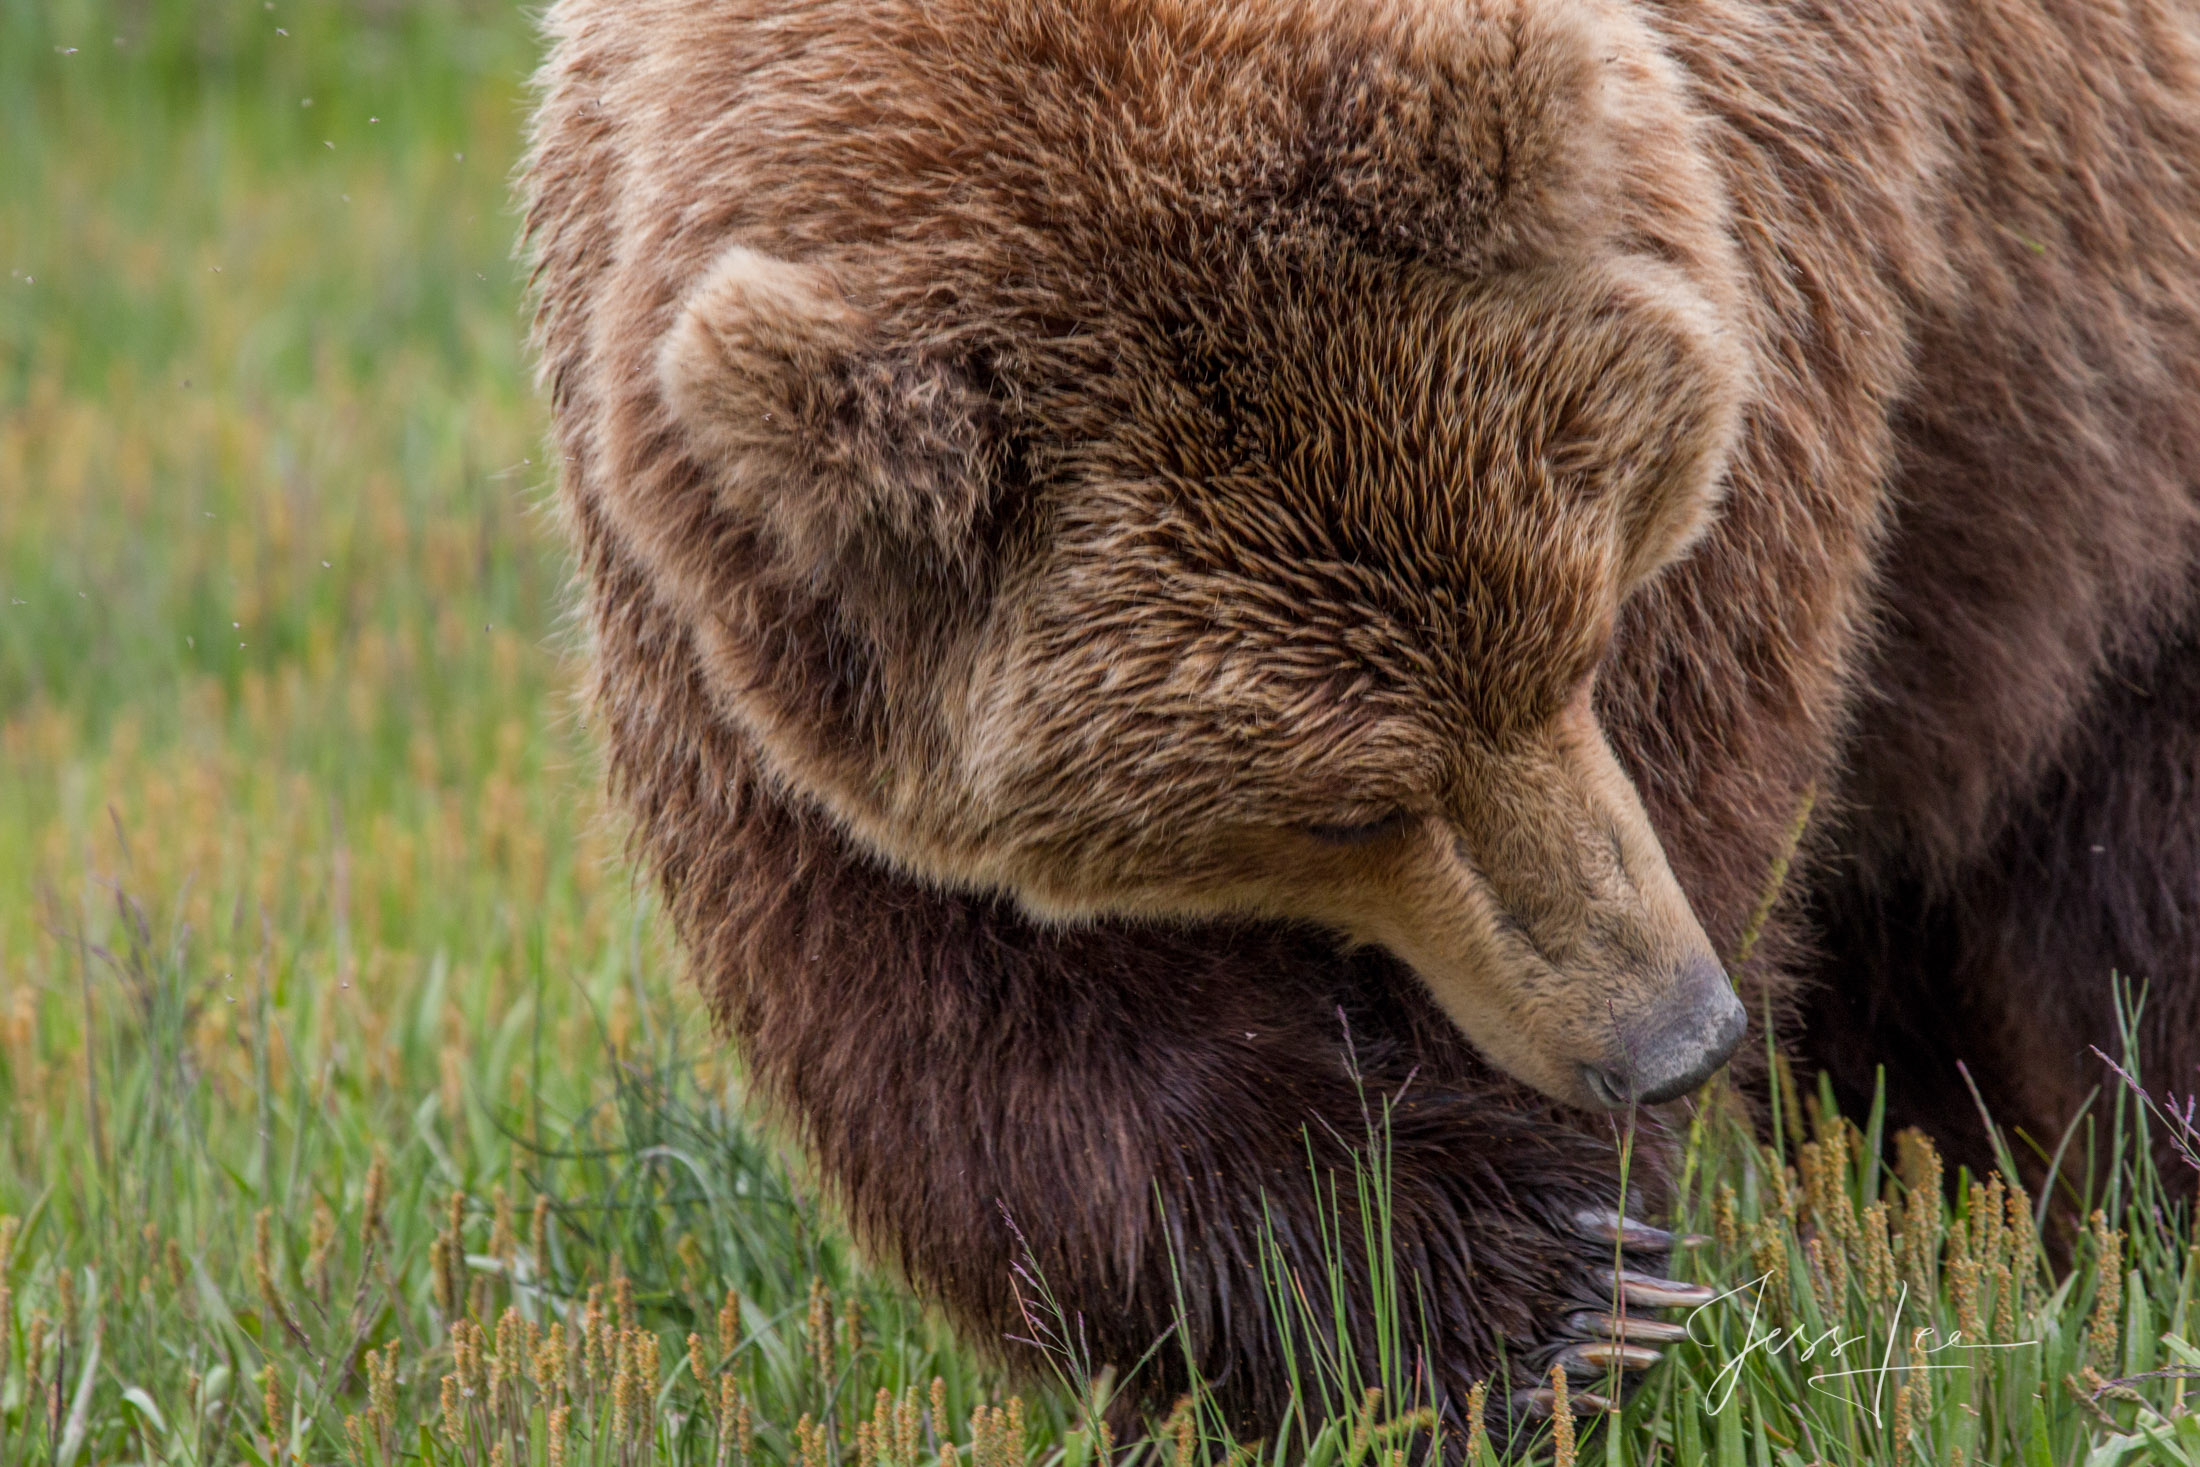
[1790,1,2200,1191]
[1807,628,2200,1188]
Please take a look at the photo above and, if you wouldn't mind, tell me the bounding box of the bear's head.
[604,0,1755,1110]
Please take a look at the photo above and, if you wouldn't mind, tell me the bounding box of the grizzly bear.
[522,0,2200,1441]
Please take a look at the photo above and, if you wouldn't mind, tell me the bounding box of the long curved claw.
[1514,1387,1621,1418]
[1573,1208,1708,1250]
[1616,1269,1718,1309]
[1563,1309,1690,1344]
[1554,1341,1664,1376]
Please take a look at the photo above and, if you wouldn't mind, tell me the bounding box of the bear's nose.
[1580,957,1747,1108]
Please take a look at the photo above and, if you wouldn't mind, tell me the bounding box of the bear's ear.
[1299,0,1632,274]
[655,244,1000,607]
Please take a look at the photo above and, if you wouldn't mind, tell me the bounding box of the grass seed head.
[2089,1209,2126,1372]
[1895,1128,1941,1198]
[24,1310,46,1415]
[1992,1248,2016,1340]
[1549,1363,1575,1467]
[1799,1137,1830,1233]
[1751,1219,1792,1320]
[1896,1129,1944,1297]
[535,1321,568,1394]
[973,1403,999,1467]
[1862,1200,1897,1305]
[441,1193,473,1326]
[1989,1203,2018,1343]
[718,1286,742,1358]
[1799,1126,1861,1257]
[869,1387,893,1463]
[1832,1126,1863,1247]
[490,1183,516,1269]
[613,1327,637,1440]
[360,1153,387,1248]
[639,1328,662,1434]
[306,1197,336,1298]
[493,1305,522,1396]
[367,1342,399,1434]
[55,1257,76,1340]
[1972,1177,2006,1271]
[1949,1222,1983,1340]
[614,1265,635,1334]
[1165,1394,1195,1466]
[1806,1233,1838,1319]
[1465,1378,1490,1459]
[261,1360,282,1447]
[843,1291,865,1366]
[717,1372,743,1434]
[809,1276,833,1381]
[456,1316,488,1397]
[896,1383,922,1464]
[431,1234,455,1322]
[615,1325,659,1444]
[2007,1182,2040,1305]
[585,1283,609,1390]
[1892,1361,1915,1467]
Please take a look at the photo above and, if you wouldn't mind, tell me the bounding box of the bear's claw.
[1571,1206,1708,1250]
[1614,1269,1717,1309]
[1560,1309,1690,1344]
[1553,1341,1665,1376]
[1522,1210,1716,1413]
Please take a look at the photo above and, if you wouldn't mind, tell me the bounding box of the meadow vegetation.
[5,2,2200,1462]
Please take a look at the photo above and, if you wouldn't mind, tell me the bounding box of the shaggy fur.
[523,0,2200,1440]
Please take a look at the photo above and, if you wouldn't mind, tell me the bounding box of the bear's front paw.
[1514,1207,1713,1418]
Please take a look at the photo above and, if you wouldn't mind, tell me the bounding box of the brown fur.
[524,0,2200,1441]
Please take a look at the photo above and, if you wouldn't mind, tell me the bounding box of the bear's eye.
[1304,812,1410,847]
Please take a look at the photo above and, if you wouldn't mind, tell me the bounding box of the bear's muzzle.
[1580,955,1749,1108]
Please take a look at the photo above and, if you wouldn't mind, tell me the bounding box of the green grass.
[5,2,2200,1462]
